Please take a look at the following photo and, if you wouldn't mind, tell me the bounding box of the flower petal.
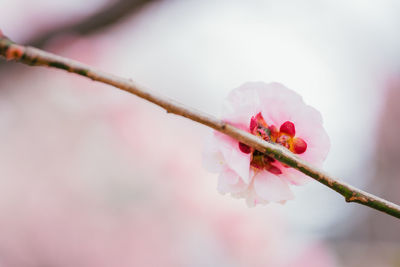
[282,168,312,185]
[217,168,247,194]
[222,83,260,127]
[202,134,225,172]
[254,172,294,202]
[214,132,251,184]
[244,188,269,207]
[203,81,330,206]
[287,105,330,166]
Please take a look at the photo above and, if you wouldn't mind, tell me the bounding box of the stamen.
[268,125,279,141]
[238,142,251,154]
[254,112,268,128]
[266,165,282,175]
[242,114,306,174]
[280,121,296,137]
[263,156,276,163]
[251,154,264,169]
[293,137,307,154]
[276,134,291,149]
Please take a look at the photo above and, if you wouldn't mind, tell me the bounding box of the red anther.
[238,142,251,154]
[280,121,296,137]
[267,165,282,175]
[293,137,307,154]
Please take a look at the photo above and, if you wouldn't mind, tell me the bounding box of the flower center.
[238,112,307,174]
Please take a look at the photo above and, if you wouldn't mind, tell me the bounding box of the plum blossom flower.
[203,82,330,206]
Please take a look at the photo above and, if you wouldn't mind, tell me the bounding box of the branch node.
[221,122,227,130]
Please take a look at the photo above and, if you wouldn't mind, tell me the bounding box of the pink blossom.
[203,82,330,206]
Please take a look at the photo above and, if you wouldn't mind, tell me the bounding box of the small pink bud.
[238,142,251,154]
[293,137,307,154]
[280,121,295,137]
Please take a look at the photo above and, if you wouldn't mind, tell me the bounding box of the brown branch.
[27,0,160,48]
[1,33,400,219]
[0,0,158,74]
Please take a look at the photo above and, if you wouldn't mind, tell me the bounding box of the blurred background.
[1,0,400,266]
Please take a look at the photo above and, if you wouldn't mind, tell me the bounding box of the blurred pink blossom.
[203,82,330,206]
[0,75,337,266]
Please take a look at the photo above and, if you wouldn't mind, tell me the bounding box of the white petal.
[202,134,225,172]
[220,145,251,184]
[217,168,247,194]
[214,132,251,184]
[283,168,312,185]
[254,172,294,202]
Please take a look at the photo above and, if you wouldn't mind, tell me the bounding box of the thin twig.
[26,0,159,48]
[1,33,400,219]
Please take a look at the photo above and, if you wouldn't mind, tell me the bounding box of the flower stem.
[1,33,400,219]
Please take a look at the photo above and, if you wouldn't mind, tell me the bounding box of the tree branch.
[1,33,400,219]
[26,0,159,48]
